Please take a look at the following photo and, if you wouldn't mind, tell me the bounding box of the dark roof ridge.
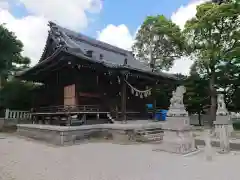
[49,21,133,57]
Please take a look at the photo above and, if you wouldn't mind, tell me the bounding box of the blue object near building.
[155,109,168,121]
[146,104,153,109]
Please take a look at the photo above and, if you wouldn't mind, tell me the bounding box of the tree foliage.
[184,72,210,115]
[0,79,36,110]
[133,15,184,71]
[0,24,32,111]
[183,1,240,126]
[155,83,176,109]
[0,24,30,82]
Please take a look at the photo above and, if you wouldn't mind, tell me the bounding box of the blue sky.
[86,0,190,37]
[0,0,204,74]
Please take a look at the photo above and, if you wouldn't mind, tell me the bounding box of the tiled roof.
[20,22,177,80]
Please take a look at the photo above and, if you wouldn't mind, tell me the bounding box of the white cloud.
[0,0,9,9]
[19,0,102,30]
[171,0,209,29]
[168,57,193,75]
[97,24,134,50]
[0,0,103,65]
[0,10,49,65]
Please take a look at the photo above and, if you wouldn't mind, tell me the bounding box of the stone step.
[135,128,164,142]
[143,133,163,141]
[140,129,163,133]
[136,129,163,135]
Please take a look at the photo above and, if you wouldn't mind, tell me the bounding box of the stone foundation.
[0,118,4,129]
[154,127,196,154]
[154,117,196,154]
[214,116,233,138]
[17,123,163,146]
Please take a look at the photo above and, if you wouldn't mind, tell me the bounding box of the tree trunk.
[209,72,217,127]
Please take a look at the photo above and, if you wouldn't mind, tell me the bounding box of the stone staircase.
[135,127,164,142]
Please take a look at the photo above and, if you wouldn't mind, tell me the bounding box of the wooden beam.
[32,56,65,76]
[121,73,127,122]
[152,84,157,120]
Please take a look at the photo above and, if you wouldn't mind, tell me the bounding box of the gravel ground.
[0,134,239,180]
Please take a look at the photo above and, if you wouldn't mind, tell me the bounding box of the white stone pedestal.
[214,115,233,138]
[154,117,196,154]
[156,85,196,154]
[167,106,188,117]
[214,117,231,153]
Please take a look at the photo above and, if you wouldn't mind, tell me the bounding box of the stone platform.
[153,117,196,154]
[17,122,164,146]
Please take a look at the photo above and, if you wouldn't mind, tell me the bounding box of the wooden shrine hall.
[17,22,177,125]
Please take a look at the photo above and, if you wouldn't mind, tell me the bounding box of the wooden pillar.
[120,71,127,122]
[152,82,157,120]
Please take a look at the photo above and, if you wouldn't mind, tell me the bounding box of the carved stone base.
[215,125,233,138]
[216,108,228,116]
[164,116,190,130]
[214,116,233,138]
[167,106,188,117]
[154,129,196,154]
[217,125,230,153]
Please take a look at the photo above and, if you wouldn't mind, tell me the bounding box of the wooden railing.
[34,105,102,113]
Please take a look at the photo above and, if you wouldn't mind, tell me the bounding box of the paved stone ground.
[0,134,240,180]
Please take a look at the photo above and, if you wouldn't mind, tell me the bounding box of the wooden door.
[64,84,76,106]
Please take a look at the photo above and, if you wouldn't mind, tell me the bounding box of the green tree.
[155,83,175,110]
[0,79,36,110]
[229,87,240,111]
[133,15,184,71]
[212,0,240,5]
[0,24,30,86]
[184,72,209,119]
[215,58,240,109]
[183,1,240,126]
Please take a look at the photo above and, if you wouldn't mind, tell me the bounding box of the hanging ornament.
[117,76,121,84]
[144,92,148,97]
[124,78,153,99]
[125,73,129,80]
[131,88,134,94]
